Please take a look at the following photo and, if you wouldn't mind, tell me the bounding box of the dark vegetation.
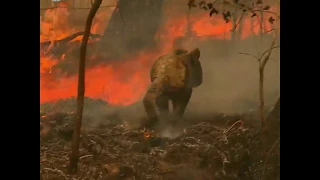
[40,98,280,180]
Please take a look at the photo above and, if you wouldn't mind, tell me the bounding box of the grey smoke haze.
[186,37,280,114]
[115,36,280,129]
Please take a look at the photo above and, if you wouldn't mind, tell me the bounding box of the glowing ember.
[143,131,154,139]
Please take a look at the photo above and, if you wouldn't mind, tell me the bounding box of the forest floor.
[40,99,280,180]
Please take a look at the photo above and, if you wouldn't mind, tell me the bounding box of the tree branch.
[222,0,278,16]
[239,36,279,64]
[40,32,101,47]
[40,32,101,56]
[238,52,259,61]
[259,17,279,68]
[189,0,279,34]
[259,46,280,62]
[231,11,245,32]
[265,29,274,33]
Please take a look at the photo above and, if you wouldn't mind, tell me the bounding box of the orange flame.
[40,3,277,106]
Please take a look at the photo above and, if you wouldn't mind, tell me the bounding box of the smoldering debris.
[40,100,279,180]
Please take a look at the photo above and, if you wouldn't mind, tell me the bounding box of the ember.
[143,131,154,140]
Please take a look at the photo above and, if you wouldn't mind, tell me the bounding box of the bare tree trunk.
[259,17,279,152]
[259,0,279,128]
[68,0,102,173]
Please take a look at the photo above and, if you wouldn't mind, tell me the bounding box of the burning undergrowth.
[40,99,279,180]
[40,2,275,108]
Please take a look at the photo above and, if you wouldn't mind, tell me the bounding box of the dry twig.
[224,120,244,134]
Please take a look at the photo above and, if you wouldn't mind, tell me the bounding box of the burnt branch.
[40,32,101,55]
[40,32,101,47]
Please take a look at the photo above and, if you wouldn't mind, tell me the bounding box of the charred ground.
[40,99,279,180]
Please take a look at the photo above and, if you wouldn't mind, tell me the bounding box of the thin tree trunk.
[68,0,102,173]
[259,4,279,128]
[259,65,268,154]
[259,2,279,150]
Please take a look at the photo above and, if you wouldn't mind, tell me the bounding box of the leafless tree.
[68,0,103,173]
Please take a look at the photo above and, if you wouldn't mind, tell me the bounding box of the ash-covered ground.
[40,98,279,180]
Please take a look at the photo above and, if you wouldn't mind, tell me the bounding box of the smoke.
[186,36,280,115]
[125,36,280,137]
[40,1,280,136]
